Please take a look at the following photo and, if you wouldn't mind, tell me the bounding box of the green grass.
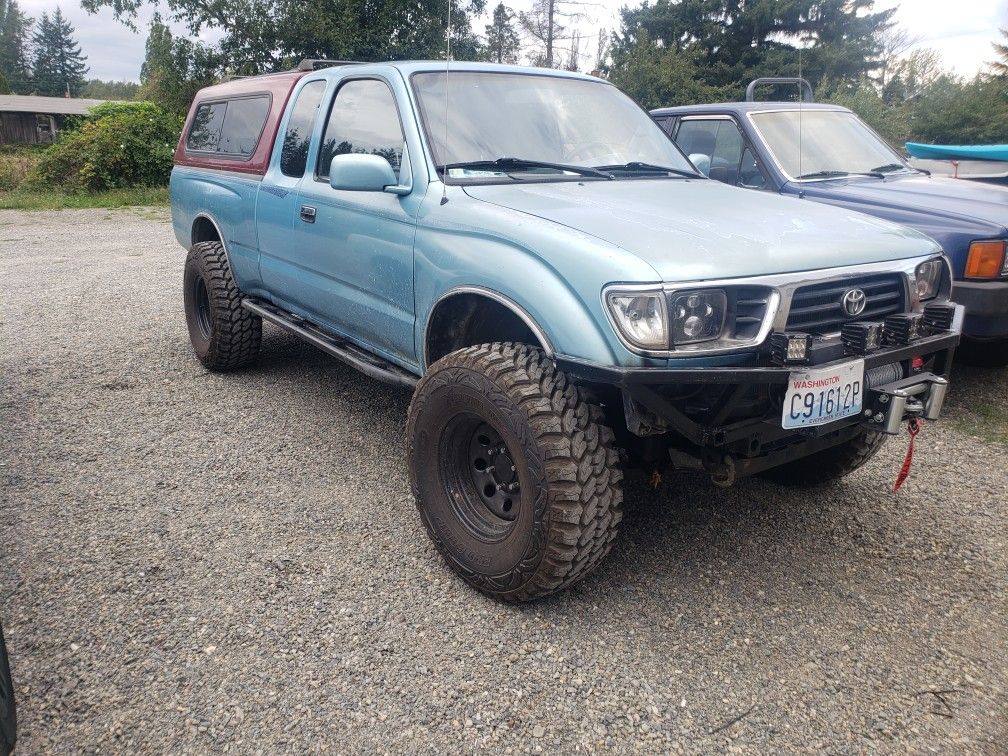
[0,186,170,210]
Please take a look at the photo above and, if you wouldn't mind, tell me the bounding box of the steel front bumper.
[555,307,963,452]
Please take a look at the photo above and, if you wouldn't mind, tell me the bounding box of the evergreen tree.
[0,0,32,94]
[485,3,520,64]
[611,0,895,102]
[32,8,88,96]
[139,18,218,114]
[990,28,1008,77]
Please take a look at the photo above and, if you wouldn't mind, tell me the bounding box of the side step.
[241,298,418,390]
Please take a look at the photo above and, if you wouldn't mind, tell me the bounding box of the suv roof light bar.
[745,77,814,103]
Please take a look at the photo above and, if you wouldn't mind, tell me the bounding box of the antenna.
[798,46,803,181]
[440,0,451,205]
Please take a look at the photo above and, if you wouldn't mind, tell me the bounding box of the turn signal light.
[769,332,812,365]
[964,240,1006,279]
[884,313,923,345]
[841,321,884,354]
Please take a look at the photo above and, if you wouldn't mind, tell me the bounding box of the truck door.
[256,77,328,298]
[288,76,419,366]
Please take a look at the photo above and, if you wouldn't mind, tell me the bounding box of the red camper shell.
[173,71,307,176]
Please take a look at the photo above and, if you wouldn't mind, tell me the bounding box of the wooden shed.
[0,95,107,145]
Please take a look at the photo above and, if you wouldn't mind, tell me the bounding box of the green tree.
[0,0,33,94]
[990,27,1008,77]
[31,8,88,96]
[82,0,486,73]
[80,78,140,99]
[138,19,218,115]
[485,3,520,64]
[611,0,894,99]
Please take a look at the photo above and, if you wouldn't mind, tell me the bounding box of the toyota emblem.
[842,288,867,317]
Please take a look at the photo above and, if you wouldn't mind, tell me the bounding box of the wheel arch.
[423,286,554,369]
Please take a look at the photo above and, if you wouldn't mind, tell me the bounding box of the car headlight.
[606,290,667,350]
[914,259,943,301]
[964,240,1007,279]
[669,289,727,345]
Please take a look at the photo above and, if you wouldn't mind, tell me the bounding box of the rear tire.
[183,241,261,371]
[760,429,886,487]
[956,336,1008,368]
[407,343,623,602]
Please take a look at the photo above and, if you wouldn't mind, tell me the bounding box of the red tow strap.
[893,417,922,493]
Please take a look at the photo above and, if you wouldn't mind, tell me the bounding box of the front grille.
[730,286,772,340]
[786,274,905,334]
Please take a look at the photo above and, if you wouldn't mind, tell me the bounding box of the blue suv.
[172,62,962,601]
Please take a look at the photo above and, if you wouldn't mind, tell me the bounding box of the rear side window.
[186,95,270,158]
[281,81,326,177]
[317,79,403,179]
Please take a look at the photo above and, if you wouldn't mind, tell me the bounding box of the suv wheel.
[760,429,886,487]
[0,625,15,756]
[407,343,623,602]
[183,241,262,371]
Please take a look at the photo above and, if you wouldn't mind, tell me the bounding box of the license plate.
[782,359,865,429]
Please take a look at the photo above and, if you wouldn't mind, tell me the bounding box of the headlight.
[606,290,667,350]
[964,240,1007,279]
[914,259,943,301]
[669,289,726,345]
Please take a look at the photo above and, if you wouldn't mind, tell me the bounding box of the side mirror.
[328,146,412,196]
[688,153,711,177]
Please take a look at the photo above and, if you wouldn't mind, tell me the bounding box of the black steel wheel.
[407,342,623,602]
[0,624,15,756]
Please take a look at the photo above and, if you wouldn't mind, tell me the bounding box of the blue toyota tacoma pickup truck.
[171,62,962,601]
[652,79,1008,366]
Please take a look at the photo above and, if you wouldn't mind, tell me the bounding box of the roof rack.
[297,59,363,72]
[745,77,814,103]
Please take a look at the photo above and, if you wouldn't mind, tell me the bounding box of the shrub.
[0,146,42,190]
[26,101,182,192]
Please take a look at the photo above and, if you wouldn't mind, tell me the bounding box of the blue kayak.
[905,142,1008,161]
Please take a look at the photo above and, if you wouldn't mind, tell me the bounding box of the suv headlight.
[669,289,727,345]
[914,259,943,301]
[606,290,667,350]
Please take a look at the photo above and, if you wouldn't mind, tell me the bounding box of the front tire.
[183,241,261,371]
[760,429,886,487]
[407,343,623,602]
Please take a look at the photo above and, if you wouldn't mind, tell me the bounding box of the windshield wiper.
[594,161,702,178]
[797,169,886,180]
[440,158,613,180]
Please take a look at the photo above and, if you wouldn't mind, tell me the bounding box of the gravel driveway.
[1,208,1006,753]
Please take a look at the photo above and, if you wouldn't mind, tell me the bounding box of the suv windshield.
[750,110,912,180]
[412,71,696,181]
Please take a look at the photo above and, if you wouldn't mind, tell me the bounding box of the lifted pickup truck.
[651,78,1007,366]
[172,61,962,601]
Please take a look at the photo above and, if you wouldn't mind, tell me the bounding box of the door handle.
[300,205,316,223]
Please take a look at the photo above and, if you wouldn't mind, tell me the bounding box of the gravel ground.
[1,207,1006,753]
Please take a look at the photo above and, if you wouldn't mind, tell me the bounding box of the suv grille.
[786,273,905,334]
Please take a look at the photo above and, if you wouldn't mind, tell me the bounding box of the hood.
[463,179,939,282]
[796,174,1008,239]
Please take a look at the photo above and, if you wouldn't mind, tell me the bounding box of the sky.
[17,0,1008,83]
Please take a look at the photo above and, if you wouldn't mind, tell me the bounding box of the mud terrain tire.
[760,429,886,487]
[183,241,261,371]
[407,343,623,602]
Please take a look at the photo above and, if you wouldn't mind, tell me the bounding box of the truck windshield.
[750,110,913,180]
[412,71,696,181]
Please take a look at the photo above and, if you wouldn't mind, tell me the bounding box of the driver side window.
[317,79,404,180]
[674,118,746,186]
